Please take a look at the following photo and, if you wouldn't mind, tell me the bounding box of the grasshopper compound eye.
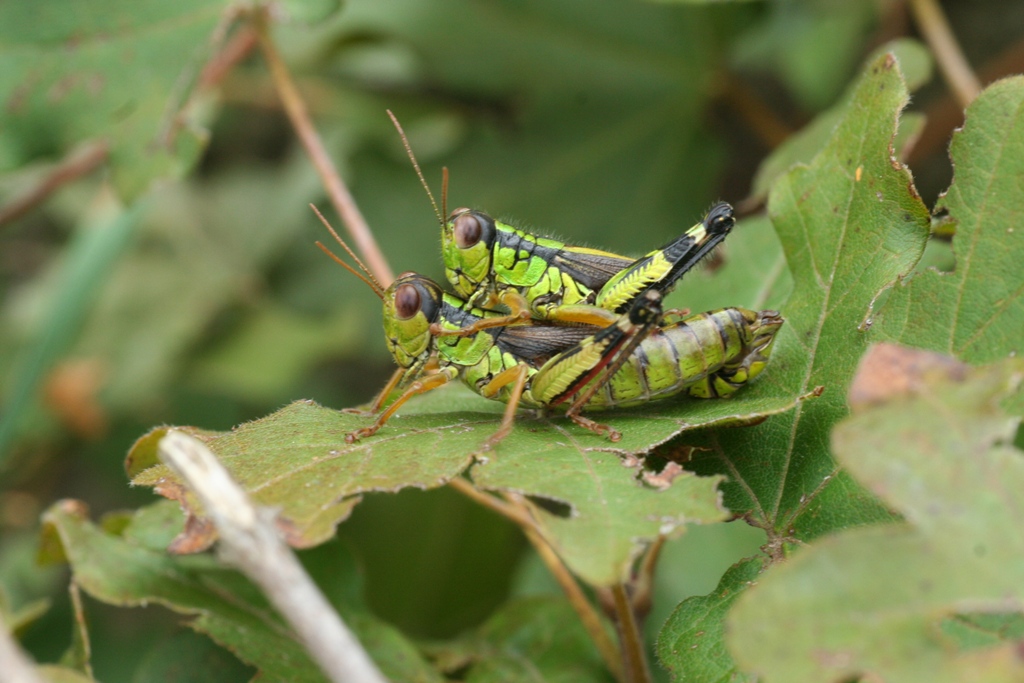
[394,283,422,320]
[453,212,483,248]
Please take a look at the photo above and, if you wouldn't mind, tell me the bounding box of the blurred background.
[2,0,1022,680]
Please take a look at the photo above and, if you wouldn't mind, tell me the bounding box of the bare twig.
[611,583,652,683]
[0,613,47,683]
[251,10,394,287]
[158,431,387,683]
[909,0,981,108]
[0,141,109,228]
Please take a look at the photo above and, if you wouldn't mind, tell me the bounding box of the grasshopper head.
[382,272,444,369]
[442,208,497,300]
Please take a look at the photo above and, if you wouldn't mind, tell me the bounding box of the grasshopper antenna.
[386,109,444,227]
[441,167,449,223]
[311,204,386,300]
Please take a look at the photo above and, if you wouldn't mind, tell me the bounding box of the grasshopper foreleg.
[346,369,454,443]
[342,366,406,416]
[477,362,530,452]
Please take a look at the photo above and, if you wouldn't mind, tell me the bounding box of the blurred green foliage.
[1,0,1022,681]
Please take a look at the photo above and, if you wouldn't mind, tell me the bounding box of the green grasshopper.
[439,203,735,334]
[388,112,735,335]
[314,208,783,449]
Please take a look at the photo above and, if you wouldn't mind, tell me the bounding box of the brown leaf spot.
[167,513,217,555]
[849,343,967,411]
[643,461,686,490]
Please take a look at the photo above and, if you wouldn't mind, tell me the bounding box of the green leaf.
[66,158,329,414]
[0,0,222,198]
[939,613,1024,651]
[40,500,443,683]
[664,56,930,669]
[726,356,1024,683]
[749,39,932,203]
[128,388,807,586]
[131,630,255,683]
[331,0,735,272]
[37,666,96,683]
[875,77,1024,362]
[429,597,614,683]
[656,557,762,683]
[688,51,930,537]
[732,2,884,110]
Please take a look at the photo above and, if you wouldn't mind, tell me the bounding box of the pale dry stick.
[611,582,653,683]
[908,0,982,108]
[447,478,625,682]
[251,11,394,287]
[0,141,109,227]
[0,613,47,683]
[158,431,388,683]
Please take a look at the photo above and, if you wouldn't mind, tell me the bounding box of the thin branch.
[630,535,666,627]
[251,10,394,287]
[448,479,624,680]
[199,24,258,90]
[158,431,387,683]
[447,476,536,527]
[0,141,109,228]
[0,613,48,683]
[521,523,625,682]
[907,35,1024,165]
[714,72,794,150]
[909,0,981,108]
[611,583,652,683]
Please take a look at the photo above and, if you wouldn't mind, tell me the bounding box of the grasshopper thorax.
[442,208,498,300]
[382,272,444,369]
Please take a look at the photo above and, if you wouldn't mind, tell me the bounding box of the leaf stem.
[631,535,666,626]
[908,0,981,108]
[447,478,624,680]
[611,582,652,683]
[250,10,395,287]
[520,525,625,682]
[446,476,535,527]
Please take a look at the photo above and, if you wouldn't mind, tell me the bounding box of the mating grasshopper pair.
[317,114,782,450]
[316,192,782,450]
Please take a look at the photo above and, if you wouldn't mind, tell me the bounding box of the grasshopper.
[314,208,783,449]
[388,111,735,335]
[439,203,735,334]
